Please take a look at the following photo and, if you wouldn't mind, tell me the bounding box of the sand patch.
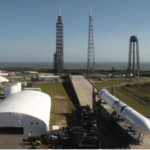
[54,95,67,99]
[51,101,68,128]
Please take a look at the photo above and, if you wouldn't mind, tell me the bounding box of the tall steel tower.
[54,7,64,75]
[87,7,95,77]
[128,35,140,78]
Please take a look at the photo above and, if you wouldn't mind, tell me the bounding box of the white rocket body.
[98,89,150,134]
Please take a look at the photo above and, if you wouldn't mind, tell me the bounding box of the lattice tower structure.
[128,36,140,78]
[87,7,95,77]
[54,8,63,75]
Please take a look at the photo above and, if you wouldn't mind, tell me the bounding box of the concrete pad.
[71,75,97,108]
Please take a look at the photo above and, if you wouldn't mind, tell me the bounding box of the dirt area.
[52,100,69,128]
[54,95,67,99]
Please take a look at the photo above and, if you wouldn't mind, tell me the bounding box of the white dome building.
[0,76,8,83]
[0,90,51,135]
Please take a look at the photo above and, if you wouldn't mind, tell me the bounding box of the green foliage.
[121,82,150,103]
[114,87,150,116]
[0,68,53,73]
[94,79,135,89]
[1,67,150,76]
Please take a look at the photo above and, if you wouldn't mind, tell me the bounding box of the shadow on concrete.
[0,127,23,134]
[62,82,80,109]
[0,94,4,99]
[19,142,31,145]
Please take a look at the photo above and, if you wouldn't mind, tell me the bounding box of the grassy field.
[32,82,79,129]
[94,79,138,89]
[121,82,150,103]
[95,81,150,116]
[114,87,150,116]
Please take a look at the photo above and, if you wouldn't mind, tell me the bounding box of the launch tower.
[128,36,140,78]
[54,7,64,75]
[87,7,95,77]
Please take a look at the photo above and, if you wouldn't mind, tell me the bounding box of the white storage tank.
[4,83,18,98]
[12,81,21,92]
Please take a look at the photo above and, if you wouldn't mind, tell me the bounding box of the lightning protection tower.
[87,7,95,77]
[128,35,140,79]
[54,7,64,75]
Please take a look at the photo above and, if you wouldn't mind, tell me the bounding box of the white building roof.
[0,91,51,128]
[0,73,8,76]
[23,71,38,73]
[39,75,59,78]
[0,76,9,82]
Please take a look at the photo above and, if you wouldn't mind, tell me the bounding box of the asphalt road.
[0,134,50,149]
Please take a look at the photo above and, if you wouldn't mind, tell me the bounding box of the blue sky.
[0,0,150,62]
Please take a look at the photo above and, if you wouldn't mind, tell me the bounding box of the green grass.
[32,82,79,129]
[94,79,136,89]
[10,79,29,82]
[114,87,150,116]
[121,82,150,103]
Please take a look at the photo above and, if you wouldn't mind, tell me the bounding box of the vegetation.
[94,79,136,89]
[114,87,150,116]
[32,82,79,129]
[12,79,29,82]
[121,82,150,103]
[0,68,53,73]
[1,67,150,76]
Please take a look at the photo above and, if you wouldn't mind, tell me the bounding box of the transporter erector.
[98,89,150,135]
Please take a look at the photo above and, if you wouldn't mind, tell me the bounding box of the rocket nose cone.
[136,117,150,134]
[146,121,150,133]
[142,119,150,134]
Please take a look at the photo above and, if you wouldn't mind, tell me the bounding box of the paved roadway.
[0,134,49,149]
[70,75,98,108]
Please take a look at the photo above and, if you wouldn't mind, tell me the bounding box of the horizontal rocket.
[98,89,150,134]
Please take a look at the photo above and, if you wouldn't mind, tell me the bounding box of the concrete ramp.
[70,75,94,108]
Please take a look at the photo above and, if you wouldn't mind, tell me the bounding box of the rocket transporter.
[98,89,150,135]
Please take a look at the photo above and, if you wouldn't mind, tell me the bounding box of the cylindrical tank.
[12,81,21,92]
[4,83,18,98]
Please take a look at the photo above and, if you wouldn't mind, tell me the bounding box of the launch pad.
[68,75,150,148]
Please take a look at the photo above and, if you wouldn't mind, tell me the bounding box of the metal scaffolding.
[54,7,64,75]
[87,7,95,77]
[128,36,140,79]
